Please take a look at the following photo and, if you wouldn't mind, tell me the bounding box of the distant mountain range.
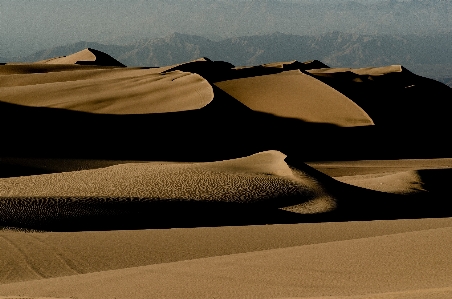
[3,32,452,84]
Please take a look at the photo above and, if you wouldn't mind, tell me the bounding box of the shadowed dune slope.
[1,226,451,298]
[215,70,374,127]
[33,48,125,67]
[0,68,213,114]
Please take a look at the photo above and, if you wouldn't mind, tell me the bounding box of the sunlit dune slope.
[33,48,125,67]
[2,218,452,285]
[1,226,451,299]
[215,70,374,127]
[337,167,452,195]
[0,67,213,114]
[0,151,337,230]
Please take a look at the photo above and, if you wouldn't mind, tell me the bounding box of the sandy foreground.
[1,49,452,298]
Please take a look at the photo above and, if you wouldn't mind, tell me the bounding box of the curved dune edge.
[0,151,324,201]
[0,150,337,229]
[215,70,374,127]
[308,65,404,76]
[1,227,451,298]
[33,48,125,67]
[261,60,330,70]
[0,68,214,114]
[337,168,452,195]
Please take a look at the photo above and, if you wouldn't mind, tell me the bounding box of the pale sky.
[1,0,451,57]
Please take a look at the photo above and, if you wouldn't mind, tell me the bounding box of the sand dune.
[1,226,451,298]
[1,218,452,298]
[33,48,125,67]
[2,218,452,284]
[308,65,404,76]
[261,60,330,70]
[215,70,374,126]
[337,167,452,195]
[0,63,117,75]
[0,297,71,299]
[307,64,452,129]
[308,158,452,177]
[0,151,338,230]
[279,287,452,299]
[1,150,452,231]
[0,67,213,114]
[1,50,452,298]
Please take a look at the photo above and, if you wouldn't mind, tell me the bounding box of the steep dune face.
[308,65,452,128]
[215,70,374,127]
[33,48,126,67]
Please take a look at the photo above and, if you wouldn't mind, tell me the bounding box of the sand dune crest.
[215,70,374,127]
[337,167,452,195]
[262,60,329,71]
[308,65,404,76]
[0,68,214,114]
[33,48,125,67]
[0,151,337,230]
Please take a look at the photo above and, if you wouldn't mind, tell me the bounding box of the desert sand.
[1,48,452,298]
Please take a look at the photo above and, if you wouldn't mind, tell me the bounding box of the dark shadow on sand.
[1,82,452,178]
[1,185,451,232]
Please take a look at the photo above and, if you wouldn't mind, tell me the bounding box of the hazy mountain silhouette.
[13,32,452,80]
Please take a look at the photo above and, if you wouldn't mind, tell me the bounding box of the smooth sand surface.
[1,218,452,284]
[0,68,213,114]
[1,225,451,298]
[215,70,374,127]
